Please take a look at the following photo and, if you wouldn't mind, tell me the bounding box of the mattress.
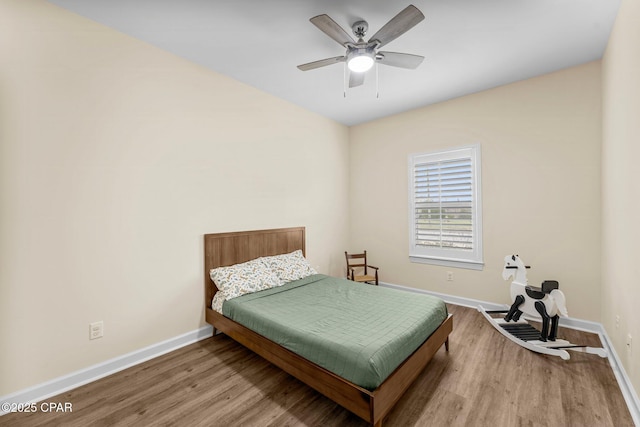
[222,274,448,390]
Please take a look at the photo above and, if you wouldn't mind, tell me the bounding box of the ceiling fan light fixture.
[347,48,375,72]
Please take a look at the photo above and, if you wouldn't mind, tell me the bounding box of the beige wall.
[0,0,349,395]
[349,62,602,321]
[602,0,640,398]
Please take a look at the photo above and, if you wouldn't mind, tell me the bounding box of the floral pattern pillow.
[210,259,281,301]
[260,250,317,284]
[211,292,225,314]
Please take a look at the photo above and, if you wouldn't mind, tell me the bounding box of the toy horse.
[477,255,607,360]
[502,254,567,341]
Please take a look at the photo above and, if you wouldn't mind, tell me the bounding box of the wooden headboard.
[203,227,306,308]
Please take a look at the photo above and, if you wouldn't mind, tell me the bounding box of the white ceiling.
[48,0,620,126]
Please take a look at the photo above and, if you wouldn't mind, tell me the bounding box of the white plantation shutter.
[414,158,473,249]
[409,146,483,269]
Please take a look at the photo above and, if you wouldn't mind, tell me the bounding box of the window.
[408,145,483,270]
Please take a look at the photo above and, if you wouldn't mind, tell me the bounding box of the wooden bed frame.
[204,227,452,427]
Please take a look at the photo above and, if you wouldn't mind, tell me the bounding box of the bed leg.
[445,337,449,352]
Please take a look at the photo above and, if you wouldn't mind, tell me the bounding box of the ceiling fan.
[297,5,425,88]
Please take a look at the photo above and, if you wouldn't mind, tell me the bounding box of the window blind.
[413,158,473,250]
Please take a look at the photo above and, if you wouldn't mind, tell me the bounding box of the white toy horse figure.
[502,255,568,342]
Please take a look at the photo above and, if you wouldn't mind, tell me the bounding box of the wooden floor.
[3,305,634,426]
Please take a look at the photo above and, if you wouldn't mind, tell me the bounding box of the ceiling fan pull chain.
[376,61,380,98]
[343,62,347,98]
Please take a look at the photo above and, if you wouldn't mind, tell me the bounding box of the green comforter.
[222,274,448,390]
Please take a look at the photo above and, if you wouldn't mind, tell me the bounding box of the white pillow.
[210,259,281,301]
[260,250,317,283]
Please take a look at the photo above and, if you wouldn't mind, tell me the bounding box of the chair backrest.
[345,251,368,276]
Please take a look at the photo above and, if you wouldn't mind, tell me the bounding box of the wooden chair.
[345,251,379,285]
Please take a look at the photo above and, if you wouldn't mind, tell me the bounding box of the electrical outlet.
[615,315,620,329]
[446,271,454,281]
[90,321,104,340]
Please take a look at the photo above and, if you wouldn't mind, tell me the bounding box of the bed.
[204,227,453,427]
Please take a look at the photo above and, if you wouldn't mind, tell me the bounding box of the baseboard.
[380,281,640,425]
[599,328,640,426]
[1,325,214,416]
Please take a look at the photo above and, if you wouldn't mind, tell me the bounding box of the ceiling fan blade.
[377,51,424,69]
[368,5,425,48]
[310,14,356,47]
[349,71,365,88]
[297,56,346,71]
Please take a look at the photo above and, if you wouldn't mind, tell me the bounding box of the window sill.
[409,256,484,271]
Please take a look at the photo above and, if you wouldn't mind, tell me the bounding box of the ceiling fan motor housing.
[352,20,368,38]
